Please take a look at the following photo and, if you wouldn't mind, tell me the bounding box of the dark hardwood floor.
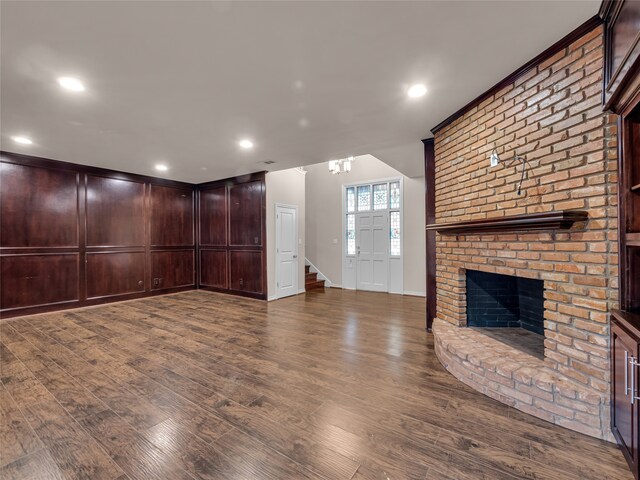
[0,289,631,479]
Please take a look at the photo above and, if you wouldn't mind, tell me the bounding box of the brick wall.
[432,25,618,439]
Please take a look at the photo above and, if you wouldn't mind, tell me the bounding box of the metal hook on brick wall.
[504,148,532,196]
[515,154,528,195]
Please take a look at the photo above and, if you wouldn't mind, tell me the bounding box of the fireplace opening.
[466,270,545,358]
[466,270,544,333]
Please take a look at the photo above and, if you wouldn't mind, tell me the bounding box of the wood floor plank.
[22,399,125,479]
[0,383,42,467]
[212,427,324,479]
[78,409,195,480]
[0,448,66,480]
[1,289,632,480]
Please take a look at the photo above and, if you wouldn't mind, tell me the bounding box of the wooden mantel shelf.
[426,210,588,234]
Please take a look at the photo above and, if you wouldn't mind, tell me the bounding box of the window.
[390,211,401,256]
[346,187,355,213]
[346,214,356,255]
[389,181,400,209]
[373,183,388,210]
[357,185,371,211]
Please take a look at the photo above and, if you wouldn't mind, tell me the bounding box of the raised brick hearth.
[434,319,610,439]
[432,25,618,440]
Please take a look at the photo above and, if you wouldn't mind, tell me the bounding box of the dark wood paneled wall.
[0,151,196,318]
[197,172,267,300]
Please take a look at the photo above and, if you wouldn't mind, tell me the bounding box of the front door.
[356,211,388,292]
[275,205,298,298]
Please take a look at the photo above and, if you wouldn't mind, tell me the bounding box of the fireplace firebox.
[466,270,544,335]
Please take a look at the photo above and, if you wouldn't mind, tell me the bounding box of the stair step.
[306,279,325,291]
[305,272,317,282]
[305,265,310,274]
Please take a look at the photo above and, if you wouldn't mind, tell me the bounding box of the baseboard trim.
[403,290,426,297]
[268,289,307,302]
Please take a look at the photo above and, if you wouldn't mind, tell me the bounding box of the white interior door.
[356,212,388,292]
[276,205,298,299]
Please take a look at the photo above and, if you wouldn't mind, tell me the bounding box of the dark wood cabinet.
[612,313,640,479]
[197,172,266,299]
[603,2,640,477]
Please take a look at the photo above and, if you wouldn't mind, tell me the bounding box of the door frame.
[341,176,403,293]
[275,203,299,299]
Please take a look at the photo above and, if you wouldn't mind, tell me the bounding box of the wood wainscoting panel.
[228,181,263,247]
[150,185,194,247]
[199,250,228,289]
[0,254,79,309]
[197,172,266,299]
[0,162,78,248]
[199,185,227,246]
[229,250,263,295]
[86,252,145,299]
[86,175,145,247]
[151,250,195,290]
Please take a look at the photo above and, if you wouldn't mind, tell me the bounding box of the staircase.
[305,265,325,291]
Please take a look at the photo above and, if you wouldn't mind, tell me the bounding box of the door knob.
[293,255,297,258]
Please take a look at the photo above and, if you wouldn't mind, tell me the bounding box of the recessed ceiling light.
[408,83,427,98]
[57,77,85,92]
[239,139,254,149]
[12,136,32,145]
[155,164,168,172]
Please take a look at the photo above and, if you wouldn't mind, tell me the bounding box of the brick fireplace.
[430,25,618,440]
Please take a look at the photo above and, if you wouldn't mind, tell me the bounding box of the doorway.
[343,179,402,293]
[275,204,298,299]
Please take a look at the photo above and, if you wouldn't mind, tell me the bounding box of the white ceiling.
[0,1,599,182]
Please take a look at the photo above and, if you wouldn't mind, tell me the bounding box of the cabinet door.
[612,322,639,475]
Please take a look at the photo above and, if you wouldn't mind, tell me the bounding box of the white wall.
[266,168,306,300]
[305,154,425,295]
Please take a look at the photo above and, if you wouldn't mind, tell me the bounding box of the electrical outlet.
[490,151,499,167]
